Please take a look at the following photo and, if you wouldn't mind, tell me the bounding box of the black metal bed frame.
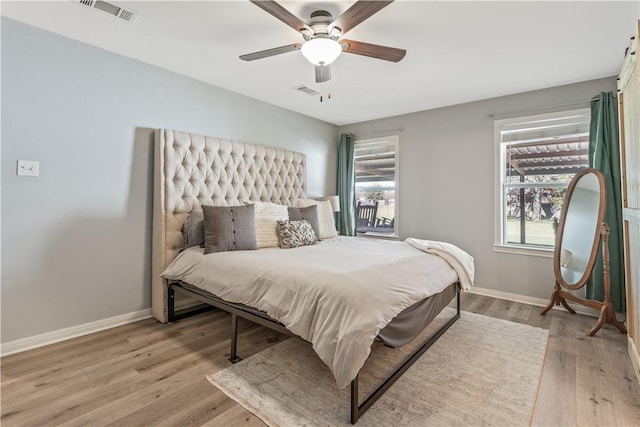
[167,281,461,424]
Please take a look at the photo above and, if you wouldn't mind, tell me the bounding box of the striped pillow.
[254,201,289,248]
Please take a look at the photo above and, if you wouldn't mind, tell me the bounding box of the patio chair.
[356,201,378,230]
[376,216,394,229]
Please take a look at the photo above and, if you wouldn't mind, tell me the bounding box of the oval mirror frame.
[553,168,606,290]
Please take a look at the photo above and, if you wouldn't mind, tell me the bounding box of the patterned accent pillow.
[277,220,317,249]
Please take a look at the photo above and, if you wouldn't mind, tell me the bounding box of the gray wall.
[339,77,617,301]
[1,18,338,343]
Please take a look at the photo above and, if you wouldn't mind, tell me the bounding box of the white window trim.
[493,108,589,257]
[354,135,400,238]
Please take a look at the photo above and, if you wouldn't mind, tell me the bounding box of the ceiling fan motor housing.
[302,10,342,41]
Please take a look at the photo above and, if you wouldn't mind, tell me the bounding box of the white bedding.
[161,236,468,389]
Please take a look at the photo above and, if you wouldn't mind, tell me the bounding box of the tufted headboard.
[152,129,307,322]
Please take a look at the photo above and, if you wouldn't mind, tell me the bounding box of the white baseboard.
[467,286,603,318]
[629,337,640,387]
[1,308,152,357]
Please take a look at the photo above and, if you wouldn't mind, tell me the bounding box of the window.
[354,135,399,236]
[494,109,590,254]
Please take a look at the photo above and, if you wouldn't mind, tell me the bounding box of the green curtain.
[337,133,356,236]
[587,91,626,313]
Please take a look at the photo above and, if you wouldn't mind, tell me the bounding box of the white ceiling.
[2,1,638,125]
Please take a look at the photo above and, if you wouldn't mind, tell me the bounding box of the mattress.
[161,236,461,388]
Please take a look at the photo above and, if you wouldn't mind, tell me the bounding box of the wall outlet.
[17,160,39,177]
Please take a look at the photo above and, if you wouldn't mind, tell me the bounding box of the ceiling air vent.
[293,85,319,96]
[74,0,139,23]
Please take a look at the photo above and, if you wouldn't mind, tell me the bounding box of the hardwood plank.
[1,315,230,410]
[531,315,578,426]
[482,296,515,319]
[460,293,494,314]
[1,320,152,373]
[1,315,222,405]
[605,338,640,426]
[58,353,227,426]
[576,329,640,426]
[523,307,554,330]
[507,300,533,320]
[202,404,265,426]
[3,322,287,425]
[2,314,231,425]
[106,381,235,427]
[3,353,207,425]
[575,334,619,425]
[1,313,216,385]
[57,367,216,427]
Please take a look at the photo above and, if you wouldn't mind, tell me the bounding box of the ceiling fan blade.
[315,65,331,83]
[239,43,303,61]
[341,39,406,62]
[329,1,394,35]
[250,0,310,33]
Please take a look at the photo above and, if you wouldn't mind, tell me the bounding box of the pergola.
[506,138,589,176]
[355,155,394,183]
[505,138,589,244]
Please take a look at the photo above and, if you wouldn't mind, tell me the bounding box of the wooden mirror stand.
[541,222,627,336]
[540,168,627,336]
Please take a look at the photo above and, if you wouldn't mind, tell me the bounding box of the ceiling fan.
[240,0,406,83]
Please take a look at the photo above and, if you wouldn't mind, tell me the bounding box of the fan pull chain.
[319,80,331,103]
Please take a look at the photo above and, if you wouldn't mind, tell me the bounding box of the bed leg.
[351,375,360,424]
[167,286,176,323]
[457,287,461,315]
[229,313,242,363]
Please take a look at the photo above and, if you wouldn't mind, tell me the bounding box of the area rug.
[207,309,549,426]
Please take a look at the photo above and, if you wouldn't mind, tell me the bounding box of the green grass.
[506,218,556,247]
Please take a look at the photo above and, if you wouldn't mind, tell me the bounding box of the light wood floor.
[2,293,639,426]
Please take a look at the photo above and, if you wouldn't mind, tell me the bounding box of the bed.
[152,129,473,423]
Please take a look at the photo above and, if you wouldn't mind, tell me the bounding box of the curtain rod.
[485,95,615,119]
[350,127,403,138]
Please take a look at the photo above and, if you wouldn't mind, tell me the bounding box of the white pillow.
[254,201,289,248]
[297,199,337,239]
[297,198,318,208]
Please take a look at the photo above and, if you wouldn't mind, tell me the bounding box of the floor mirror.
[541,168,627,336]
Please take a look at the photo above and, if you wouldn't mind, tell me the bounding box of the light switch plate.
[17,160,39,177]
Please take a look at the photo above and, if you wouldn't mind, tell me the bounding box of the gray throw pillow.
[287,205,320,240]
[277,220,317,249]
[203,204,257,254]
[182,209,205,248]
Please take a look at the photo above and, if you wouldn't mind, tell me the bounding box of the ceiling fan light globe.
[301,38,342,66]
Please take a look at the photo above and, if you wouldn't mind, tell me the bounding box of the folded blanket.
[405,238,475,290]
